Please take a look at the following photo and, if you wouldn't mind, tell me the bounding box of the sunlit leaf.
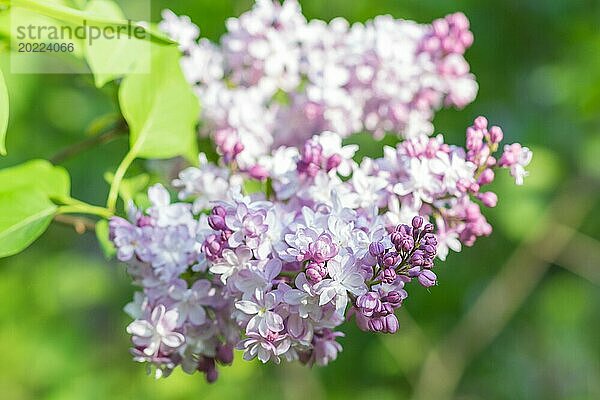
[0,188,57,258]
[119,45,199,161]
[0,159,70,198]
[0,67,8,155]
[83,0,150,88]
[11,0,173,45]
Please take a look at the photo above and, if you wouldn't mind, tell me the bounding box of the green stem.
[106,146,137,212]
[50,125,125,164]
[57,204,112,218]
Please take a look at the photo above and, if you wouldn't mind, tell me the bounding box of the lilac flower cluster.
[159,1,478,169]
[110,112,531,381]
[108,0,533,383]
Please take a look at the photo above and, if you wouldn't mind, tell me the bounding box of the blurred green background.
[1,0,599,399]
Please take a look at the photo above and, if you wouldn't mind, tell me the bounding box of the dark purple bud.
[368,318,384,332]
[418,269,437,288]
[382,252,399,267]
[381,268,397,284]
[412,216,424,229]
[422,244,436,256]
[198,357,218,383]
[208,214,227,231]
[395,224,411,235]
[381,303,394,315]
[356,292,381,317]
[423,223,435,233]
[383,314,399,334]
[202,234,225,260]
[216,344,234,365]
[410,251,425,267]
[206,367,218,383]
[383,291,403,307]
[423,233,437,246]
[211,205,226,217]
[369,241,385,257]
[220,230,231,241]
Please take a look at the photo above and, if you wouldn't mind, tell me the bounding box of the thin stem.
[53,214,96,234]
[57,204,112,218]
[106,146,138,212]
[50,126,125,164]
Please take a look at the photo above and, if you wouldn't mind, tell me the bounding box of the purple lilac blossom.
[107,1,532,383]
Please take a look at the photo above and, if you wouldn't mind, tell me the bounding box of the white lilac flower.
[173,154,236,213]
[434,216,462,261]
[393,158,442,207]
[283,273,323,321]
[159,9,200,51]
[235,289,285,336]
[237,331,291,364]
[210,246,253,284]
[313,254,367,314]
[147,184,196,232]
[233,258,282,295]
[429,149,476,195]
[127,305,185,356]
[348,160,388,209]
[147,225,196,281]
[168,279,216,326]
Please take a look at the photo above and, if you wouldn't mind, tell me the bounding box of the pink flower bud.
[489,126,504,143]
[478,168,495,185]
[474,116,488,130]
[478,191,498,207]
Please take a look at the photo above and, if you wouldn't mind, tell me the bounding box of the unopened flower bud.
[383,291,403,307]
[478,191,498,207]
[382,252,399,267]
[369,241,385,257]
[474,116,488,130]
[216,344,234,365]
[478,168,495,185]
[208,214,227,231]
[412,216,424,229]
[383,314,399,334]
[381,268,397,283]
[489,126,504,143]
[418,269,437,287]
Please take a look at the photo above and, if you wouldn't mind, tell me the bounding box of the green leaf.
[0,188,57,258]
[0,67,7,155]
[0,159,70,198]
[118,45,199,160]
[95,219,115,259]
[11,0,173,45]
[83,0,150,88]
